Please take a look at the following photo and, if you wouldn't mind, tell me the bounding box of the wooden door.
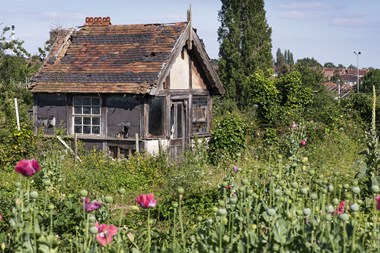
[169,101,186,159]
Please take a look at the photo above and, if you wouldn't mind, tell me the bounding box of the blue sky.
[1,0,379,68]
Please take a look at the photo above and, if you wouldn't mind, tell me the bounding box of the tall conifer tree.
[218,0,272,107]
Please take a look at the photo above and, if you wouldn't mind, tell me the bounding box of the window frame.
[191,96,209,135]
[72,96,102,136]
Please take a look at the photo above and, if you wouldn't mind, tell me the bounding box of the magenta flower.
[82,197,102,212]
[376,196,380,210]
[233,165,239,173]
[336,200,346,215]
[0,214,2,221]
[291,121,298,129]
[135,193,157,208]
[299,140,307,147]
[15,159,41,177]
[95,222,118,246]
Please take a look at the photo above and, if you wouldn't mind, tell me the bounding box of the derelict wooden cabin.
[29,15,224,159]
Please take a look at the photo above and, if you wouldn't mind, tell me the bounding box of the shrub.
[208,114,247,165]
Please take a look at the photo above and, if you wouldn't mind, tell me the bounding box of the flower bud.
[350,203,359,212]
[229,197,238,204]
[371,185,380,193]
[310,192,318,200]
[42,179,51,186]
[303,208,311,217]
[80,190,88,197]
[176,186,184,194]
[217,208,227,216]
[221,182,228,187]
[196,215,203,222]
[30,191,39,199]
[267,208,276,216]
[328,184,334,192]
[48,204,55,210]
[89,226,98,234]
[300,187,308,195]
[352,186,360,194]
[339,213,349,221]
[274,189,282,196]
[241,179,249,186]
[291,182,298,189]
[15,182,21,188]
[118,188,126,195]
[332,198,339,205]
[88,215,96,223]
[104,196,113,203]
[325,205,335,213]
[171,201,178,208]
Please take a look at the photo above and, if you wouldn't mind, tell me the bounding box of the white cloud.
[279,2,335,10]
[280,11,307,19]
[330,17,369,27]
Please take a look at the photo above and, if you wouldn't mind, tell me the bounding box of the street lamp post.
[354,51,361,92]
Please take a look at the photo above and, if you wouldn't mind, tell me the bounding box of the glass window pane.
[74,125,82,133]
[92,107,100,114]
[92,98,100,105]
[83,117,91,125]
[74,98,82,106]
[74,117,82,124]
[74,107,82,114]
[177,104,183,138]
[83,126,91,134]
[148,97,164,136]
[92,117,100,125]
[92,126,100,134]
[83,107,91,114]
[82,97,91,105]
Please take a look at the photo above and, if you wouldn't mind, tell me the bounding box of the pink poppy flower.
[82,197,102,212]
[299,140,307,147]
[291,122,298,129]
[135,193,157,208]
[0,214,2,221]
[233,165,239,173]
[15,159,41,177]
[95,222,118,246]
[376,196,380,210]
[225,185,232,189]
[336,200,345,215]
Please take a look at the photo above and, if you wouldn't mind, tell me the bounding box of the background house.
[29,15,224,159]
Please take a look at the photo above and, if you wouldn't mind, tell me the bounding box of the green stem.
[218,217,223,253]
[178,195,186,251]
[33,199,37,253]
[148,209,151,253]
[172,207,177,251]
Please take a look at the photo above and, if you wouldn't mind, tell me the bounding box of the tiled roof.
[30,20,188,94]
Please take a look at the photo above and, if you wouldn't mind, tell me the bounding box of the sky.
[1,0,379,69]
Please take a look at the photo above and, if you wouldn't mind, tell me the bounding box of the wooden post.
[14,98,20,130]
[135,133,139,153]
[74,133,78,163]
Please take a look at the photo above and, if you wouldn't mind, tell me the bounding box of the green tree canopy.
[360,69,380,93]
[218,0,272,108]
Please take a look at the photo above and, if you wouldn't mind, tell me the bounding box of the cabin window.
[148,97,164,136]
[73,96,101,135]
[192,96,209,134]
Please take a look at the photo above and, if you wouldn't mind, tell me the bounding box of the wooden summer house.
[29,15,224,158]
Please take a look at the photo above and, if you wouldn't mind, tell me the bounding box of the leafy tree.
[324,62,336,68]
[0,25,41,165]
[218,0,273,108]
[294,58,324,90]
[245,70,279,124]
[360,69,380,93]
[275,48,294,76]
